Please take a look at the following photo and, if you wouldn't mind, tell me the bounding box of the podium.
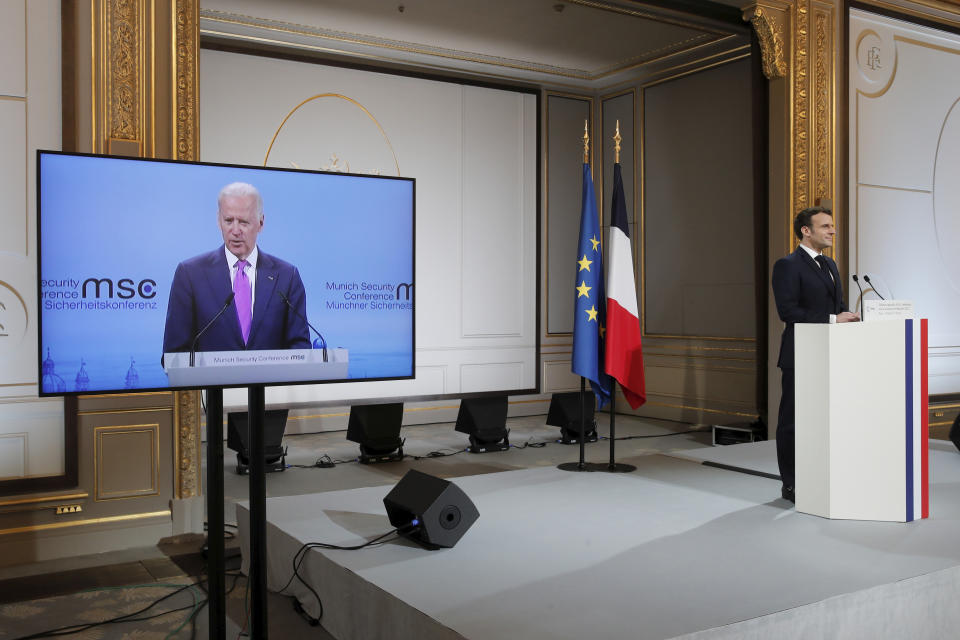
[163,348,348,387]
[795,319,928,521]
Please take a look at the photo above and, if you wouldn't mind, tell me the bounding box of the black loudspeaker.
[950,413,960,453]
[383,469,480,549]
[546,391,598,444]
[455,396,510,453]
[226,409,289,474]
[347,403,405,463]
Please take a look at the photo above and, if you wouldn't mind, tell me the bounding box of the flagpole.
[579,122,589,472]
[602,121,636,473]
[559,121,596,474]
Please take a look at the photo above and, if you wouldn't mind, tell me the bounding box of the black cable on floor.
[9,581,201,640]
[601,429,704,441]
[411,448,468,460]
[274,528,404,624]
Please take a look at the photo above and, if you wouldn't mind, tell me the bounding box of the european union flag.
[572,163,612,408]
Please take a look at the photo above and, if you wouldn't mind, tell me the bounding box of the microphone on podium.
[863,274,886,300]
[272,284,328,362]
[190,292,235,367]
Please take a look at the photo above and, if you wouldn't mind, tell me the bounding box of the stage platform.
[238,440,960,639]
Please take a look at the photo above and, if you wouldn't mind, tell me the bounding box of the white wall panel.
[0,100,26,256]
[850,9,960,395]
[0,399,64,478]
[542,358,579,392]
[460,362,523,392]
[0,434,26,479]
[0,1,25,97]
[0,0,63,488]
[461,86,526,338]
[201,49,538,407]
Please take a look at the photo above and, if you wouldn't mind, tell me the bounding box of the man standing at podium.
[162,182,311,356]
[772,206,860,503]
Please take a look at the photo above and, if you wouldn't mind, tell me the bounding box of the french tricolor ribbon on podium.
[906,318,929,521]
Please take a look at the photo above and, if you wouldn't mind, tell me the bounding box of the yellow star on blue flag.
[571,162,612,408]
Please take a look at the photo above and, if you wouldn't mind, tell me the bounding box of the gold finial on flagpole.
[583,120,589,163]
[614,120,622,164]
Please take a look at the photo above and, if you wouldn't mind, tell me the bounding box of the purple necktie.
[234,259,252,343]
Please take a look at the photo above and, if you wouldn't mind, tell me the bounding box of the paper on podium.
[863,299,914,321]
[163,348,348,387]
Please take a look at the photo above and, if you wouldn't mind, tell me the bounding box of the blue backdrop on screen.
[38,152,415,394]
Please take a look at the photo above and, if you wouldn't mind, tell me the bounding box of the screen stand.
[248,385,269,638]
[205,388,226,639]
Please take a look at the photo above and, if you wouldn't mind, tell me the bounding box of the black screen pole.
[205,388,226,638]
[248,385,268,638]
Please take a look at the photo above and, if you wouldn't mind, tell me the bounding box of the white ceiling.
[200,0,752,88]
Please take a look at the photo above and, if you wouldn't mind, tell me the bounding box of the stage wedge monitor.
[383,469,479,549]
[347,402,405,463]
[546,391,598,443]
[455,396,509,452]
[227,409,289,474]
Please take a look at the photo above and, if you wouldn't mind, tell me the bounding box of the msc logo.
[82,278,158,300]
[395,282,413,301]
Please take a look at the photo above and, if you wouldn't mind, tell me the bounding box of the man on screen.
[162,182,311,356]
[771,206,860,505]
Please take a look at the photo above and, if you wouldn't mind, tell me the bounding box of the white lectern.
[795,319,928,521]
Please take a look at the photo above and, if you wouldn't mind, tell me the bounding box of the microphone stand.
[190,293,235,367]
[276,289,328,362]
[853,275,865,320]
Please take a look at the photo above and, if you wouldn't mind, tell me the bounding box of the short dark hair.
[793,206,832,240]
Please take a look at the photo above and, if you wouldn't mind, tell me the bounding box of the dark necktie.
[815,255,833,283]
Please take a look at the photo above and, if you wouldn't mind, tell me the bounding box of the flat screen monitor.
[37,150,415,396]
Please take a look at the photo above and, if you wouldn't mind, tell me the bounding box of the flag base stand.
[596,462,637,473]
[557,461,596,472]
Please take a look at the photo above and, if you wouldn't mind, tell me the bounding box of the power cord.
[274,525,412,624]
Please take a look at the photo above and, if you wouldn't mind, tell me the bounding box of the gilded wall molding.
[173,0,202,499]
[174,0,199,160]
[814,8,830,205]
[793,1,810,220]
[107,0,142,146]
[174,390,201,499]
[744,6,787,79]
[812,4,836,265]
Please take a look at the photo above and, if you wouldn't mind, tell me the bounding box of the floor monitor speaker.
[383,469,479,549]
[546,391,598,444]
[347,403,405,463]
[226,409,289,474]
[455,396,509,452]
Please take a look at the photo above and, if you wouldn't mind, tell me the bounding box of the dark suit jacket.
[771,247,846,369]
[162,246,311,355]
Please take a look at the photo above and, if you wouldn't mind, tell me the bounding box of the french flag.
[605,163,646,408]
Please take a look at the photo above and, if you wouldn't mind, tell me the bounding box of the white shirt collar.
[799,243,822,261]
[224,245,259,271]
